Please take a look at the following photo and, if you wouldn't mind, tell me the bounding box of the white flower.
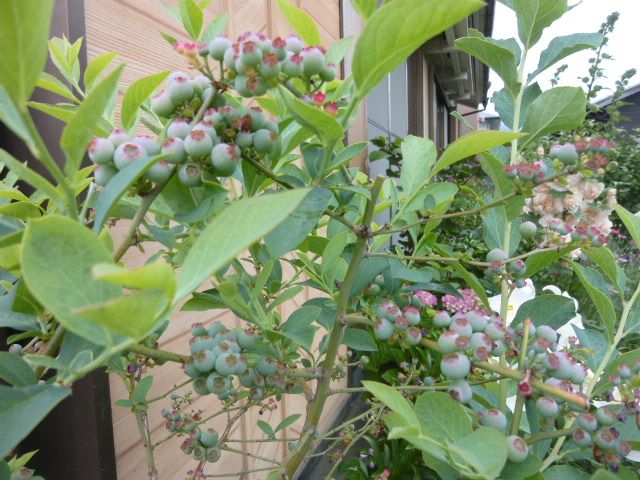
[488,279,536,325]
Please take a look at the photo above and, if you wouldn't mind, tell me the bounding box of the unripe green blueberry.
[193,120,218,142]
[283,53,304,77]
[535,325,558,344]
[246,107,266,131]
[374,318,394,340]
[161,137,186,165]
[433,310,452,328]
[320,63,337,82]
[209,36,232,61]
[193,377,210,396]
[237,329,257,349]
[223,47,238,73]
[300,47,325,76]
[108,129,130,147]
[207,322,225,337]
[211,143,241,176]
[395,292,412,308]
[257,356,277,376]
[550,144,579,165]
[250,387,264,401]
[151,91,175,118]
[470,332,492,350]
[176,163,201,187]
[8,343,22,355]
[395,315,410,330]
[205,447,221,462]
[215,352,241,376]
[145,159,174,183]
[88,137,115,165]
[238,41,262,70]
[374,300,393,318]
[437,330,460,353]
[577,412,598,432]
[405,326,422,345]
[536,396,560,418]
[479,408,507,431]
[506,436,529,463]
[403,306,421,326]
[261,53,281,78]
[245,75,268,97]
[486,248,508,263]
[234,74,252,96]
[134,134,161,155]
[466,311,488,332]
[596,406,618,426]
[167,119,192,139]
[448,379,472,403]
[236,131,253,149]
[206,372,231,394]
[617,363,632,379]
[570,363,588,384]
[491,340,506,356]
[235,354,248,375]
[194,349,217,373]
[593,428,617,449]
[185,129,214,159]
[200,428,219,448]
[168,75,194,104]
[191,323,208,337]
[263,120,280,135]
[514,278,527,288]
[184,358,200,378]
[384,305,402,322]
[284,35,304,53]
[440,353,471,380]
[572,428,592,447]
[239,369,257,388]
[253,129,276,153]
[519,221,537,238]
[94,164,118,186]
[114,142,148,170]
[615,439,631,457]
[508,260,527,277]
[193,75,210,91]
[192,445,206,461]
[484,321,506,340]
[451,317,473,337]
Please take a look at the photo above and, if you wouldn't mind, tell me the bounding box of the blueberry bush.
[0,0,639,479]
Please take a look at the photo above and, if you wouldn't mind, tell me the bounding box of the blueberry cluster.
[504,160,556,185]
[371,291,437,347]
[483,248,528,288]
[160,394,222,463]
[185,322,288,402]
[151,71,222,120]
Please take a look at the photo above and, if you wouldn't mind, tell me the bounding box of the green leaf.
[613,204,640,249]
[93,262,176,299]
[0,0,55,106]
[455,29,521,98]
[282,305,320,349]
[343,328,378,351]
[176,189,310,300]
[257,420,274,438]
[571,262,617,343]
[84,52,119,90]
[531,33,603,79]
[276,0,321,46]
[265,187,332,259]
[521,87,587,147]
[573,327,611,371]
[584,247,625,295]
[0,352,37,386]
[499,455,543,479]
[352,0,483,98]
[61,64,124,176]
[431,130,526,178]
[0,310,39,332]
[492,83,542,130]
[414,392,471,442]
[93,154,165,233]
[449,427,507,479]
[328,141,369,171]
[591,470,623,480]
[400,136,437,195]
[275,413,301,433]
[201,13,229,44]
[179,0,204,40]
[545,465,587,480]
[362,380,418,424]
[278,86,343,146]
[350,0,376,19]
[525,247,572,277]
[326,36,355,65]
[0,383,71,457]
[121,71,169,131]
[512,294,576,329]
[0,87,37,155]
[0,149,64,206]
[76,290,167,340]
[36,72,77,102]
[133,375,153,403]
[513,0,567,48]
[21,216,121,344]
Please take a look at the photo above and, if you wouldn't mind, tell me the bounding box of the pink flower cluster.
[413,290,438,307]
[441,289,490,315]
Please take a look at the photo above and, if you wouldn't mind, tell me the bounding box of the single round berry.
[206,372,231,394]
[200,428,220,448]
[193,120,218,142]
[572,428,592,447]
[193,377,209,396]
[300,46,325,76]
[209,36,232,61]
[433,311,452,328]
[256,356,277,376]
[168,75,194,104]
[88,137,115,165]
[403,306,421,326]
[261,53,281,78]
[238,41,262,69]
[440,353,471,380]
[508,260,527,277]
[151,91,175,118]
[479,408,507,431]
[237,329,257,349]
[535,396,560,418]
[448,380,472,403]
[484,321,506,340]
[451,317,473,337]
[285,35,305,53]
[114,142,148,170]
[616,439,631,457]
[205,447,221,463]
[470,332,492,351]
[253,129,276,154]
[211,143,241,176]
[570,362,588,384]
[263,120,279,135]
[595,406,618,426]
[617,363,632,379]
[192,445,206,461]
[577,412,599,432]
[519,221,537,238]
[250,387,264,401]
[191,324,208,337]
[466,311,488,332]
[167,119,192,139]
[194,349,216,373]
[282,53,304,77]
[486,248,508,263]
[550,144,579,165]
[185,129,214,159]
[491,340,506,356]
[374,318,394,340]
[134,134,161,155]
[320,63,337,82]
[145,159,174,183]
[178,163,202,186]
[8,343,22,355]
[94,164,118,186]
[161,137,186,164]
[108,129,130,147]
[238,369,257,388]
[437,330,460,353]
[236,131,254,149]
[536,325,558,344]
[506,436,529,463]
[593,428,617,449]
[405,326,422,345]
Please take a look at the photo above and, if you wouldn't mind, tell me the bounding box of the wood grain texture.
[84,1,345,477]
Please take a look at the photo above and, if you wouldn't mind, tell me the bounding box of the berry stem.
[366,252,490,267]
[280,176,384,478]
[33,323,66,379]
[127,344,189,364]
[219,446,281,465]
[147,379,192,404]
[510,319,531,435]
[526,428,578,445]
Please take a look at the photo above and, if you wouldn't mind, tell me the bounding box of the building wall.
[83,2,343,479]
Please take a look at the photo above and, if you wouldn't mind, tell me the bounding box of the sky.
[485,0,640,114]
